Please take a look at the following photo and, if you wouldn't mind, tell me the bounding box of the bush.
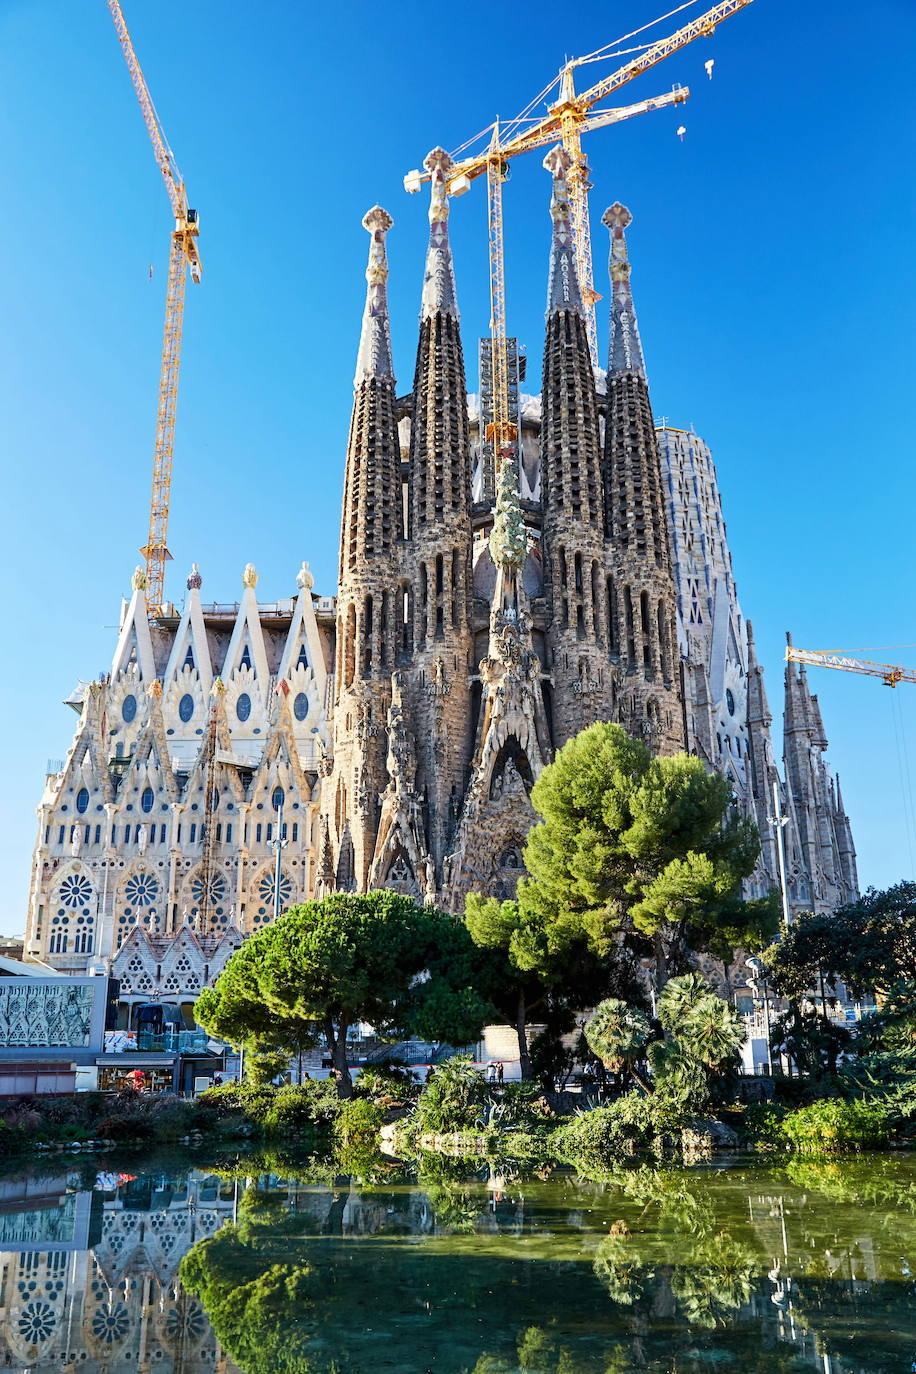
[354,1062,419,1106]
[413,1056,487,1135]
[197,1081,276,1123]
[552,1091,685,1163]
[262,1082,339,1135]
[490,1082,556,1131]
[334,1098,383,1149]
[776,1098,893,1154]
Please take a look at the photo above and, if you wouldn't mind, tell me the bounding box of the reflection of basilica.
[0,1170,241,1371]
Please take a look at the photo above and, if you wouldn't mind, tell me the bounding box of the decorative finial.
[421,149,459,319]
[296,561,314,591]
[544,144,584,317]
[132,566,147,592]
[147,678,162,700]
[355,209,395,384]
[187,564,202,591]
[424,147,453,225]
[602,202,646,379]
[211,676,226,697]
[242,563,258,589]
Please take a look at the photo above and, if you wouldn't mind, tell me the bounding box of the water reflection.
[0,1154,914,1372]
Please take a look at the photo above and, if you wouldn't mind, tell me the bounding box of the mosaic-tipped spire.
[354,206,395,385]
[544,145,584,317]
[421,148,459,320]
[603,202,647,379]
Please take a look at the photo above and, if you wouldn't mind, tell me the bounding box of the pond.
[0,1149,914,1372]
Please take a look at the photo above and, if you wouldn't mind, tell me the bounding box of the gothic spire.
[421,148,459,320]
[603,202,647,379]
[544,145,585,317]
[354,206,395,384]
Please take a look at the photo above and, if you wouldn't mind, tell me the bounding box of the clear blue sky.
[2,0,915,933]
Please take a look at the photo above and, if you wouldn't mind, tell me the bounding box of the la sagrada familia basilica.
[23,147,858,1021]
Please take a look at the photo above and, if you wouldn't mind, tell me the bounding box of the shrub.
[334,1098,383,1149]
[552,1091,686,1163]
[413,1056,487,1135]
[197,1081,277,1124]
[490,1081,556,1131]
[777,1098,893,1154]
[354,1062,419,1106]
[262,1082,339,1136]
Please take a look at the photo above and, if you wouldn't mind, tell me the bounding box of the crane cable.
[889,689,916,876]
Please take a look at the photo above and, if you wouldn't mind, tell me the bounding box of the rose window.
[164,1301,206,1343]
[90,1303,130,1344]
[191,872,228,912]
[17,1301,56,1344]
[257,870,293,908]
[59,874,93,910]
[124,873,160,908]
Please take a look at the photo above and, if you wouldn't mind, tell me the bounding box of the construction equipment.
[786,645,916,690]
[107,1,201,615]
[405,0,755,374]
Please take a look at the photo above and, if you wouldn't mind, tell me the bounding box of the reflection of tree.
[178,1160,916,1374]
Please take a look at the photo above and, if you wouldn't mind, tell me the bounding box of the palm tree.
[584,999,652,1091]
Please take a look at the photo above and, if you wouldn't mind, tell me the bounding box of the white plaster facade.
[24,561,334,1018]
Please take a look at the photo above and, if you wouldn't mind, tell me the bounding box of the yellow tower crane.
[786,645,916,690]
[405,0,757,470]
[107,0,201,617]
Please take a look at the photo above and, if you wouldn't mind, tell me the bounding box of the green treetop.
[195,890,491,1097]
[519,722,778,985]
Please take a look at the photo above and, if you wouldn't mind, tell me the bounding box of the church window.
[179,693,195,722]
[272,786,285,811]
[226,822,233,842]
[216,823,222,841]
[184,645,195,669]
[344,605,356,687]
[435,606,444,636]
[725,688,736,716]
[45,825,50,843]
[292,822,299,842]
[141,787,154,813]
[657,602,670,682]
[122,695,137,723]
[363,595,374,674]
[236,693,252,722]
[574,552,583,594]
[59,873,93,909]
[558,547,568,589]
[84,825,90,845]
[190,824,197,843]
[266,823,273,842]
[95,824,101,844]
[239,644,252,670]
[58,825,65,845]
[435,553,444,596]
[297,642,309,668]
[256,824,262,843]
[76,788,90,814]
[293,691,309,721]
[576,604,585,639]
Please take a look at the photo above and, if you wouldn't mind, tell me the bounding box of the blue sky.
[2,0,915,932]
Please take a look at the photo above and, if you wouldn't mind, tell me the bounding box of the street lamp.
[271,786,288,922]
[767,779,792,928]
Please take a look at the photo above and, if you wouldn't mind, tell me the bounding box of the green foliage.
[488,1082,556,1131]
[413,1055,488,1135]
[769,882,916,1000]
[195,890,490,1097]
[770,1000,851,1081]
[354,1061,420,1106]
[197,1080,339,1138]
[584,998,651,1071]
[776,1098,894,1154]
[551,1092,686,1163]
[519,722,777,980]
[333,1098,384,1150]
[658,974,745,1069]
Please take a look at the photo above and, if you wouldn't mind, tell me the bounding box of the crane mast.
[406,0,755,478]
[107,0,201,615]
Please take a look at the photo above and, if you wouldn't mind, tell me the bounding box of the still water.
[0,1149,914,1372]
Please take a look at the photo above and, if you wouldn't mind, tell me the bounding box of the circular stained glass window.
[59,874,93,909]
[236,693,251,722]
[257,870,293,912]
[178,693,194,723]
[17,1300,56,1345]
[191,872,228,910]
[124,872,159,908]
[122,695,137,723]
[141,786,154,813]
[725,688,736,716]
[90,1302,130,1345]
[76,787,90,814]
[293,691,308,721]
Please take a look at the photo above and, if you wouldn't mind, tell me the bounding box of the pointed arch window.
[183,645,195,669]
[239,644,252,671]
[296,643,309,669]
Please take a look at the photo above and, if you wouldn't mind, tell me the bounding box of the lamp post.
[271,788,288,922]
[768,779,792,928]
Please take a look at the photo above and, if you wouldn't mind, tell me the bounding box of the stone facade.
[24,562,334,1020]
